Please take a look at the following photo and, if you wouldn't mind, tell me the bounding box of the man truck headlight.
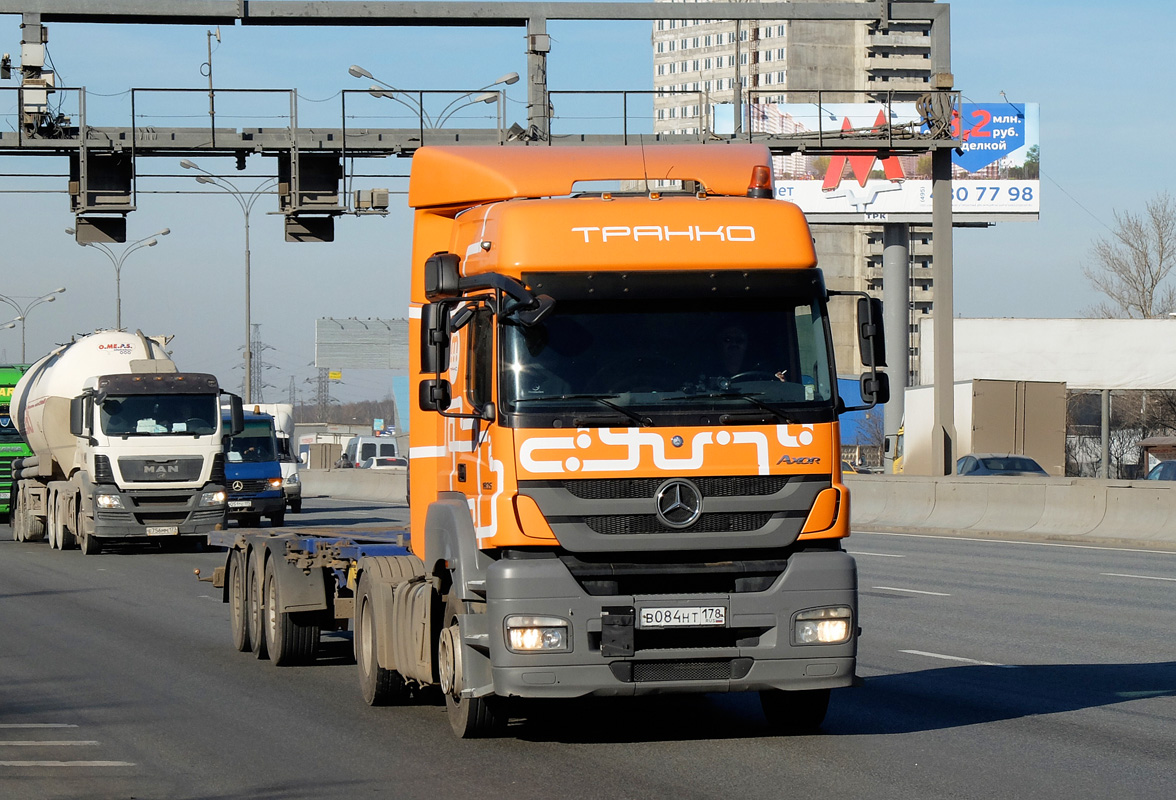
[794,606,853,645]
[505,615,570,652]
[95,493,124,509]
[199,490,227,507]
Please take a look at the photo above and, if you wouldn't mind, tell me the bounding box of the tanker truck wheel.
[438,593,504,738]
[228,550,251,652]
[77,505,101,555]
[263,558,320,666]
[59,494,77,551]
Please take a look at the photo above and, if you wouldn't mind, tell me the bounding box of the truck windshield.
[500,296,836,427]
[0,413,21,443]
[227,420,278,463]
[100,394,219,436]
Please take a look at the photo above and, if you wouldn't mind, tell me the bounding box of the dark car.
[1145,460,1176,481]
[956,454,1049,477]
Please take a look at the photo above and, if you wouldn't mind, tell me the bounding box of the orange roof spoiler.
[408,144,774,209]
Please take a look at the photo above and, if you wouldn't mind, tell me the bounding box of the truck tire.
[59,494,77,551]
[263,558,320,666]
[269,511,285,528]
[439,593,504,738]
[289,499,302,514]
[759,688,831,734]
[248,551,269,660]
[228,549,251,652]
[354,575,410,705]
[78,506,101,556]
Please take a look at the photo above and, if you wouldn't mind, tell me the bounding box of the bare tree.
[1083,192,1176,318]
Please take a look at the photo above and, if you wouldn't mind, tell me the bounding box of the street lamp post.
[65,228,169,331]
[180,159,276,405]
[0,287,66,362]
[347,65,517,129]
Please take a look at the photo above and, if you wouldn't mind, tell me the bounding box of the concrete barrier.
[300,468,407,505]
[845,475,1176,548]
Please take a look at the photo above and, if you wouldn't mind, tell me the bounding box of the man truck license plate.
[638,606,726,629]
[146,526,178,536]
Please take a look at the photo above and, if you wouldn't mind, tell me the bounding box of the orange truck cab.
[401,144,887,736]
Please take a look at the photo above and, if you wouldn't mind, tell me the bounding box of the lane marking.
[872,586,951,596]
[1100,572,1176,583]
[0,741,99,747]
[0,761,135,767]
[856,530,1176,556]
[848,551,906,558]
[0,725,78,729]
[900,649,1014,668]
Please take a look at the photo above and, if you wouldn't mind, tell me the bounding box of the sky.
[0,0,1173,404]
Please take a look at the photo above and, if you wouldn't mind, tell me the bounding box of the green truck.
[1,364,32,522]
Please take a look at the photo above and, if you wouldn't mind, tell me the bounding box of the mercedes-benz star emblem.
[232,480,244,492]
[655,479,703,529]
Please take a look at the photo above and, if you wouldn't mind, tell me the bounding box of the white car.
[360,456,408,470]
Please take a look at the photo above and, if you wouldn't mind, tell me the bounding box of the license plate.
[146,526,179,536]
[228,500,251,509]
[638,606,727,629]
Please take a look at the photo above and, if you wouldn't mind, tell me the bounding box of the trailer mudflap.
[271,548,328,613]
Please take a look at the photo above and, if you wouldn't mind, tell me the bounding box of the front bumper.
[478,550,858,699]
[226,492,285,518]
[92,484,227,538]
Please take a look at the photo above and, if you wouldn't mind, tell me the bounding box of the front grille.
[609,658,753,683]
[0,455,12,482]
[558,552,790,596]
[119,456,203,483]
[229,479,270,495]
[565,475,790,500]
[585,512,775,535]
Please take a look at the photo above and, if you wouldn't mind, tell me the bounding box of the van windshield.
[227,420,277,463]
[500,296,836,427]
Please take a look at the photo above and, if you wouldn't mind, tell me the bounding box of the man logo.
[655,479,703,529]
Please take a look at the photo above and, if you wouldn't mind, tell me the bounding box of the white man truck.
[9,330,243,554]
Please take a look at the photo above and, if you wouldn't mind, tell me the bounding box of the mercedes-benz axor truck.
[207,145,887,738]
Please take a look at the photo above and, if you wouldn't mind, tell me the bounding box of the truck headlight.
[95,493,124,510]
[505,615,569,653]
[268,478,283,490]
[794,606,853,645]
[285,473,300,486]
[199,491,227,507]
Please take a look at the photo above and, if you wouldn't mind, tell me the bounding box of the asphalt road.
[2,502,1174,800]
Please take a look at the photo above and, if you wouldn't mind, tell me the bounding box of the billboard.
[749,101,1039,223]
[314,317,409,371]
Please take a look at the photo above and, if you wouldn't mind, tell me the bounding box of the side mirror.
[424,252,462,300]
[421,303,452,374]
[514,294,556,327]
[69,396,86,437]
[226,393,245,436]
[860,371,891,406]
[857,297,887,368]
[419,378,453,413]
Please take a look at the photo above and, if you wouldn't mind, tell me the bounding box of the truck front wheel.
[354,576,410,705]
[759,688,831,734]
[439,594,504,739]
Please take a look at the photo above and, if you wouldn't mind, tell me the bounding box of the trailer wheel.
[248,551,269,660]
[263,558,320,666]
[228,549,251,652]
[759,688,831,734]
[439,593,504,739]
[355,575,410,705]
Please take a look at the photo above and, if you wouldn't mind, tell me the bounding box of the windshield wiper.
[692,392,801,425]
[534,394,652,428]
